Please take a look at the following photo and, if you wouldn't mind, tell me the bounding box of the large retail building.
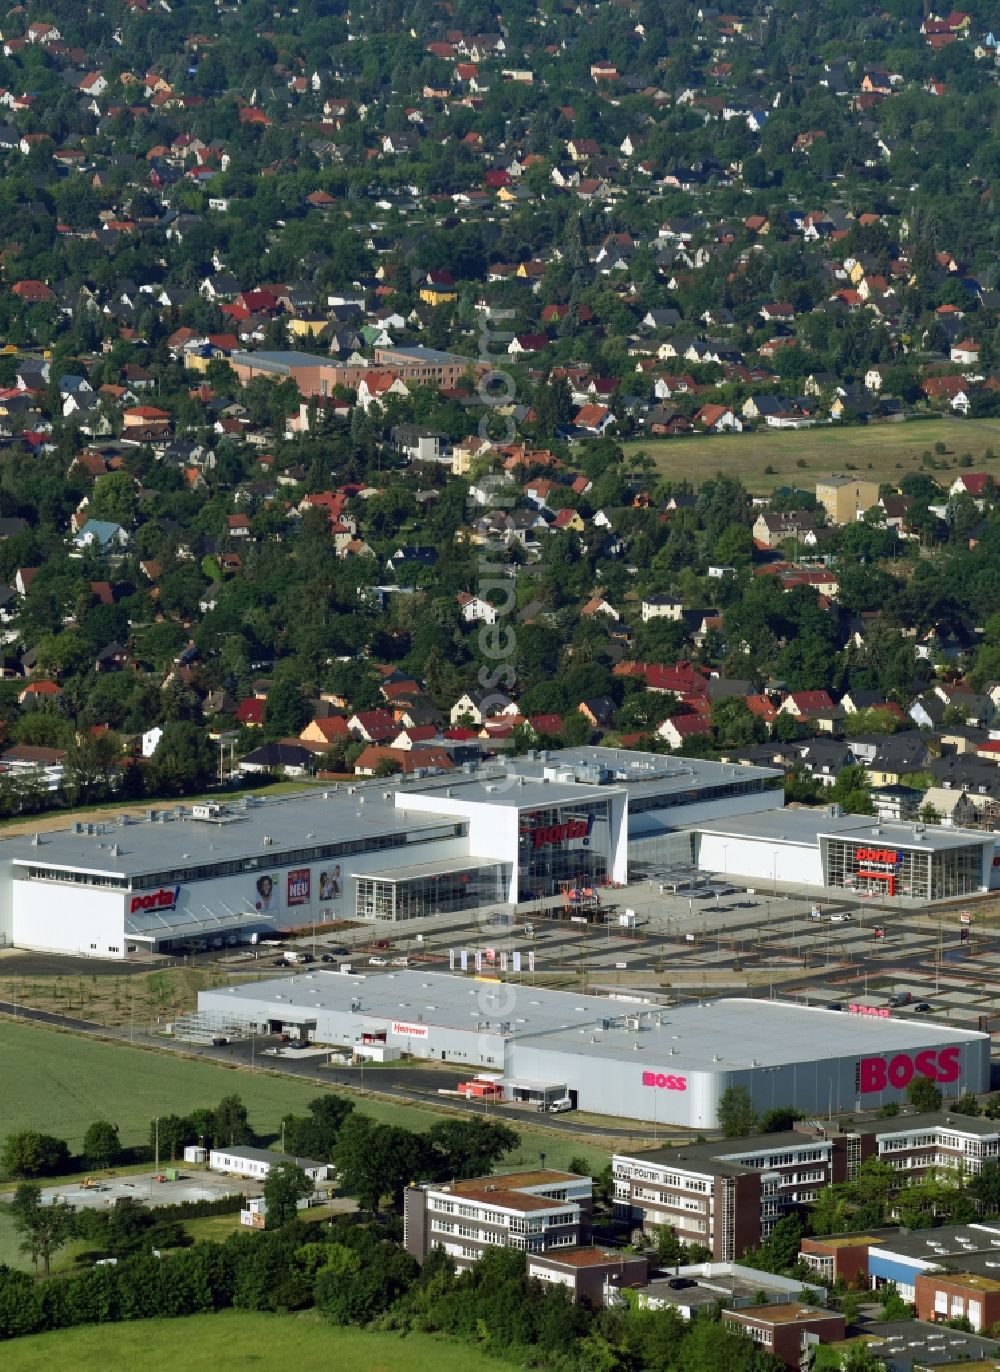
[0,749,782,958]
[0,745,996,959]
[198,971,989,1129]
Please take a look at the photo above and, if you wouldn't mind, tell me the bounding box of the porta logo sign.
[531,818,591,850]
[390,1020,429,1039]
[855,847,901,865]
[642,1070,687,1092]
[129,885,180,915]
[859,1047,961,1094]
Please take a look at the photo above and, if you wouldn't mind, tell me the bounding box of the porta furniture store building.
[198,972,989,1129]
[0,749,781,958]
[0,745,995,960]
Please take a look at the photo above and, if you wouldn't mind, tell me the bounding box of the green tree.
[334,1115,430,1213]
[214,1095,254,1148]
[425,1118,520,1180]
[87,470,138,527]
[759,1108,805,1134]
[906,1074,943,1113]
[0,1131,70,1179]
[147,721,216,795]
[830,764,874,816]
[280,1094,355,1161]
[154,1114,196,1161]
[264,677,308,739]
[717,1085,758,1138]
[263,1160,313,1228]
[969,1161,1000,1216]
[880,1281,912,1321]
[10,1183,77,1276]
[82,1120,122,1170]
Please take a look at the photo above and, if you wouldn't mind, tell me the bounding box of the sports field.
[624,416,1000,492]
[0,1311,519,1371]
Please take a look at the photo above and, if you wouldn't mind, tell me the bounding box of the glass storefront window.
[517,800,611,900]
[355,864,507,921]
[825,839,984,900]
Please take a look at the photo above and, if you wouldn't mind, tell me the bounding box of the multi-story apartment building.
[404,1168,592,1269]
[615,1114,1000,1262]
[614,1131,837,1261]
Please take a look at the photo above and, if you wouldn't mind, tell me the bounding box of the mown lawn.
[1,1020,611,1212]
[0,1310,522,1371]
[624,415,1000,492]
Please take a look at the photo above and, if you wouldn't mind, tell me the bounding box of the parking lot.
[36,1167,256,1211]
[259,873,995,1029]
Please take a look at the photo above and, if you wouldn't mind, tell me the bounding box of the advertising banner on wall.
[286,868,311,907]
[252,873,281,914]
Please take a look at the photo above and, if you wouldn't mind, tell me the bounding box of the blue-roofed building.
[71,519,130,554]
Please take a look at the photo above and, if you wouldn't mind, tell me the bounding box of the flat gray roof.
[696,810,991,851]
[513,747,783,794]
[4,787,453,879]
[400,773,618,810]
[351,855,502,881]
[696,810,873,845]
[200,974,987,1070]
[869,1222,1000,1262]
[231,350,331,371]
[375,345,468,364]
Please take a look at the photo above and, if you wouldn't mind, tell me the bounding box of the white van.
[547,1097,574,1113]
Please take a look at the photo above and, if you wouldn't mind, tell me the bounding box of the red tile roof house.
[745,694,779,723]
[347,709,397,743]
[235,697,266,727]
[643,662,711,698]
[658,714,712,748]
[778,690,836,721]
[353,744,453,776]
[18,680,62,705]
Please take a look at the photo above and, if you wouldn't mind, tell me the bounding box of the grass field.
[0,1018,611,1190]
[0,1311,520,1371]
[624,416,1000,492]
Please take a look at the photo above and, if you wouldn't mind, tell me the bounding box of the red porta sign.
[286,868,311,907]
[855,847,901,864]
[129,885,180,915]
[642,1070,687,1092]
[859,1047,961,1094]
[849,1003,890,1018]
[532,819,590,849]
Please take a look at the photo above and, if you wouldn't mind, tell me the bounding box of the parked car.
[320,953,336,963]
[829,912,853,923]
[369,955,388,966]
[912,1001,932,1013]
[888,991,912,1007]
[211,1036,229,1046]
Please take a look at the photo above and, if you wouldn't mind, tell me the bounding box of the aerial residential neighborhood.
[5,0,1000,1367]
